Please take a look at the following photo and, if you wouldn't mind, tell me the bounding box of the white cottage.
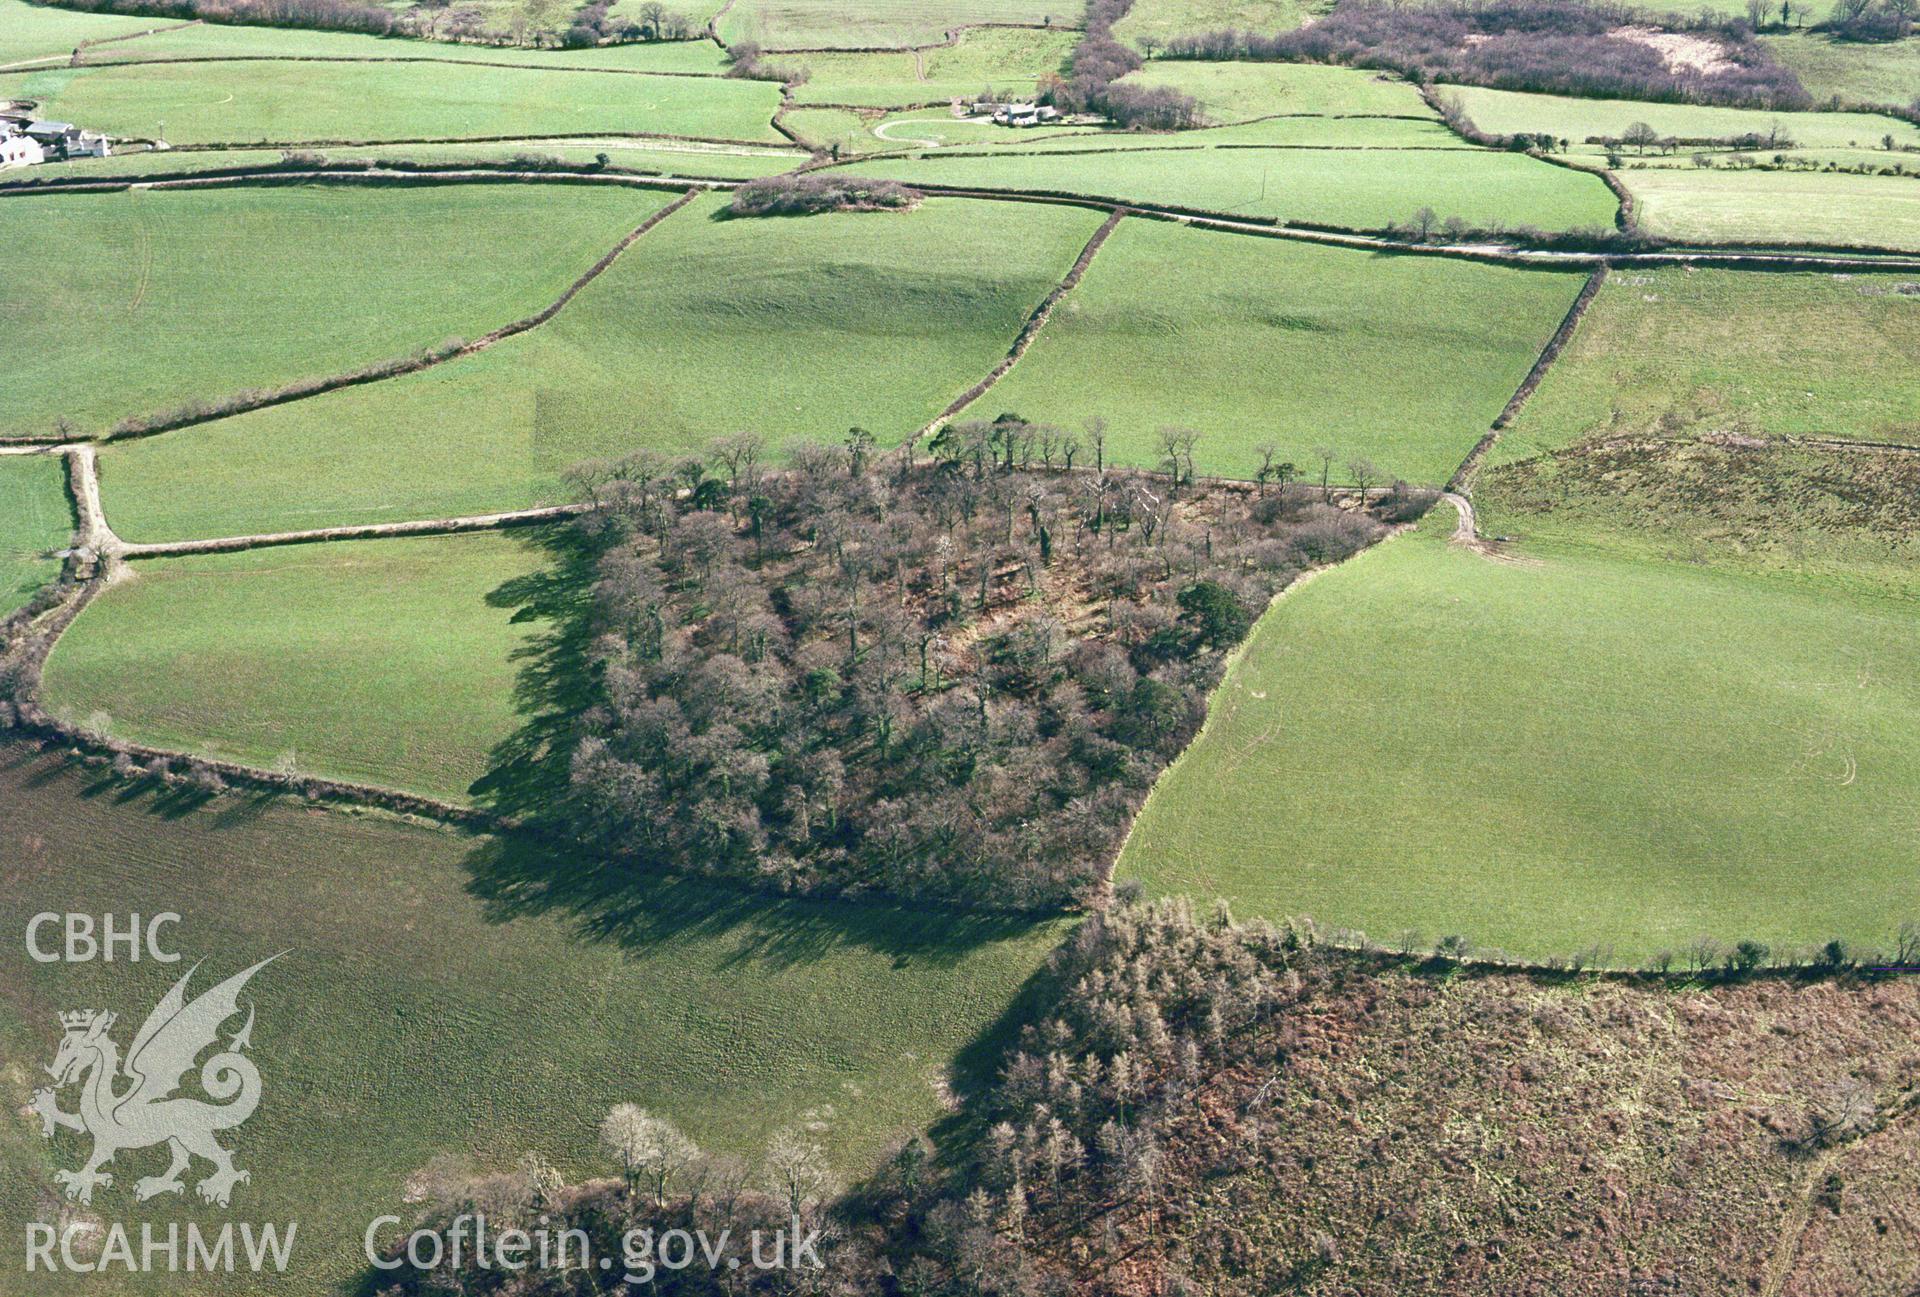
[0,128,44,169]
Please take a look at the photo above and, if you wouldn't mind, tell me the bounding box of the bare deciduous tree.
[1346,457,1379,503]
[1314,444,1336,503]
[764,1127,835,1217]
[1084,416,1108,474]
[600,1105,701,1205]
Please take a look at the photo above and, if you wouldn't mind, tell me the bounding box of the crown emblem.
[58,1010,99,1033]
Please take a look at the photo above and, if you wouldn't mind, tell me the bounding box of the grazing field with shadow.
[0,742,1068,1296]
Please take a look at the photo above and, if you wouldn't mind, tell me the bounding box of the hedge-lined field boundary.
[10,182,700,442]
[919,206,1126,437]
[54,51,727,77]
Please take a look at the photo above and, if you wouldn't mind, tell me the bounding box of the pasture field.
[985,218,1586,484]
[883,110,1469,147]
[1496,267,1920,464]
[98,194,1107,540]
[1163,113,1467,145]
[335,137,808,174]
[0,744,1067,1295]
[9,144,290,178]
[0,58,785,146]
[15,137,809,180]
[1117,60,1438,121]
[837,142,1621,228]
[67,17,734,71]
[717,0,1070,49]
[1618,145,1920,171]
[781,104,897,152]
[0,0,167,64]
[1763,30,1920,108]
[0,183,664,441]
[0,455,69,619]
[1117,506,1920,964]
[789,26,1076,105]
[1622,165,1920,251]
[42,532,548,803]
[1114,0,1320,47]
[1448,84,1920,153]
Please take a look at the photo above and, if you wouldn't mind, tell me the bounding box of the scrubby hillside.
[369,898,1920,1295]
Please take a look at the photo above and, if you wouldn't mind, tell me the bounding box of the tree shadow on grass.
[72,766,224,820]
[462,524,1052,971]
[467,522,603,824]
[465,830,1054,972]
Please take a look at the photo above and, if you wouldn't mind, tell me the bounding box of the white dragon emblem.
[30,956,279,1208]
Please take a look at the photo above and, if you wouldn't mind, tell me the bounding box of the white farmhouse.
[24,120,110,159]
[0,122,44,168]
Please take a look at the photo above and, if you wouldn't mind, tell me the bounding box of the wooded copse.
[550,422,1425,909]
[1161,0,1812,111]
[1044,0,1206,129]
[727,174,921,217]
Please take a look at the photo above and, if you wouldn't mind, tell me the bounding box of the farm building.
[24,120,110,159]
[0,127,42,169]
[991,102,1060,127]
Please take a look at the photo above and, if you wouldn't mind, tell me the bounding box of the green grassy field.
[789,26,1076,105]
[66,16,734,71]
[781,104,894,152]
[0,183,664,441]
[1117,59,1438,121]
[1622,165,1920,251]
[984,218,1585,483]
[1497,267,1920,463]
[0,455,70,618]
[871,111,1470,148]
[98,194,1106,541]
[1117,506,1920,964]
[17,137,809,181]
[0,0,168,64]
[0,57,784,146]
[1764,30,1920,108]
[0,743,1067,1295]
[837,142,1621,229]
[718,0,1070,49]
[1448,84,1920,154]
[42,533,549,802]
[1114,0,1319,48]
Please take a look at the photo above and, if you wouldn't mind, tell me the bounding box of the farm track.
[1759,1081,1920,1297]
[1444,491,1478,544]
[66,445,117,557]
[1440,489,1535,563]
